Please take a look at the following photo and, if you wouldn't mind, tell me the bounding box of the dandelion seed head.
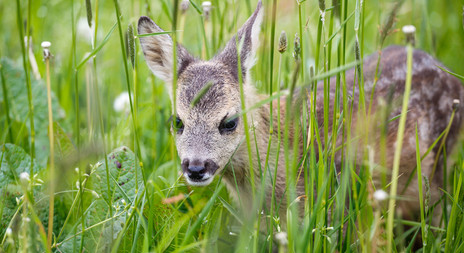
[402,25,416,34]
[113,91,132,114]
[453,99,460,111]
[41,41,51,49]
[202,1,212,21]
[275,231,288,245]
[181,0,190,14]
[373,189,388,201]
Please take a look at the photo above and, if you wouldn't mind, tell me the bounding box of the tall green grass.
[1,0,464,252]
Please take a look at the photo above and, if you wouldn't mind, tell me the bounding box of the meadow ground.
[1,0,464,252]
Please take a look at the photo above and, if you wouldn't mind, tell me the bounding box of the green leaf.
[0,58,66,167]
[0,144,41,238]
[58,146,144,252]
[53,122,75,159]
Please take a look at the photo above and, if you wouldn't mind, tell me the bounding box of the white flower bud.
[373,189,388,201]
[275,231,288,246]
[19,172,30,187]
[113,92,132,114]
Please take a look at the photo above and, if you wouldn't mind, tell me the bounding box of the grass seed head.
[85,0,93,27]
[293,33,301,60]
[125,24,136,69]
[318,0,325,11]
[278,31,287,53]
[379,1,403,47]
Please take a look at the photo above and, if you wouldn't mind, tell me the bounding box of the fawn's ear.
[138,16,194,93]
[215,0,263,81]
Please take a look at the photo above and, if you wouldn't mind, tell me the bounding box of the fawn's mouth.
[184,173,214,186]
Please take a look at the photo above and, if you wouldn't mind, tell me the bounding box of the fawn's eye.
[219,116,239,134]
[172,116,184,133]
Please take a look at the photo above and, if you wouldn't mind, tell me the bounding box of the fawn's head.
[138,1,263,185]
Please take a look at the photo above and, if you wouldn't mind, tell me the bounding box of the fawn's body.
[139,1,464,222]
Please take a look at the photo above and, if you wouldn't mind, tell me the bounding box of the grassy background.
[1,0,464,252]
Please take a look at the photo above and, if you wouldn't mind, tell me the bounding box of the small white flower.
[373,189,388,201]
[6,228,12,236]
[320,10,326,24]
[275,231,288,246]
[91,191,100,199]
[19,172,30,186]
[113,91,132,114]
[114,203,121,212]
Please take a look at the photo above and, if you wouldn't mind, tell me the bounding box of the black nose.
[182,159,206,180]
[187,166,206,180]
[181,159,219,181]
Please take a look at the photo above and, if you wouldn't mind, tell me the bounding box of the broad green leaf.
[0,58,66,167]
[58,146,143,252]
[53,122,75,159]
[0,144,41,238]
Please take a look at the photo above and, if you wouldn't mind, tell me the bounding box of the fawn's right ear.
[138,16,194,91]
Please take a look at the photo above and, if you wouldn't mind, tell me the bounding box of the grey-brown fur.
[138,1,464,224]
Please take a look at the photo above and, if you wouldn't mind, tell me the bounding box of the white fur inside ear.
[244,6,263,71]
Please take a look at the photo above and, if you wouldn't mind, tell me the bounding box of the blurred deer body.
[138,1,464,221]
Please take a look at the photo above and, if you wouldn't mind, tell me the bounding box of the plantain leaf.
[0,58,66,167]
[58,146,144,252]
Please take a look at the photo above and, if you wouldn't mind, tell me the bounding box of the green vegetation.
[1,0,464,252]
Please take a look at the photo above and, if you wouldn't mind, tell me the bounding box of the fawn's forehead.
[176,62,240,113]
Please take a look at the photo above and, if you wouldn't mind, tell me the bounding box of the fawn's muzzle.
[181,159,219,184]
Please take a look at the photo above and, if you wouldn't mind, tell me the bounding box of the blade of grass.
[0,64,13,143]
[15,0,36,183]
[386,44,413,253]
[444,167,463,252]
[76,22,117,70]
[415,125,427,248]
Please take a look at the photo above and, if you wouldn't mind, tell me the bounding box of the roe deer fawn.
[138,1,464,224]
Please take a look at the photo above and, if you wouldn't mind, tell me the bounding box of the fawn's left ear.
[214,0,263,81]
